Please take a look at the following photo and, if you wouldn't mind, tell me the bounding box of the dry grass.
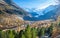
[0,14,24,29]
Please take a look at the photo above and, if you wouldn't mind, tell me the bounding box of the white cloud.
[36,0,59,9]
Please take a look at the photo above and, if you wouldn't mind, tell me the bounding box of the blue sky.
[13,0,58,9]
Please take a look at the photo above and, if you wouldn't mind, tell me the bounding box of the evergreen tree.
[2,31,6,38]
[25,25,31,38]
[38,27,45,37]
[47,23,54,37]
[14,31,18,38]
[21,32,25,38]
[31,28,37,38]
[6,30,15,38]
[0,30,6,38]
[19,30,25,38]
[0,30,2,38]
[58,22,60,26]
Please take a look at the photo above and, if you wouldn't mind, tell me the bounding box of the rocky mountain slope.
[0,0,28,15]
[0,0,28,29]
[23,5,60,21]
[0,0,60,30]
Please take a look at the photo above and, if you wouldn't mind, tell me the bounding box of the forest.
[0,23,60,38]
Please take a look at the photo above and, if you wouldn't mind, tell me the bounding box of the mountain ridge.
[0,0,28,29]
[0,0,28,15]
[23,5,60,21]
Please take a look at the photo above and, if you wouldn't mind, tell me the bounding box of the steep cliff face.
[0,0,28,15]
[0,0,27,29]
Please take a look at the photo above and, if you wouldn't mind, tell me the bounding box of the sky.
[13,0,58,9]
[13,0,59,17]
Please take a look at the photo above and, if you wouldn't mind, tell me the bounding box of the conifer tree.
[31,28,37,38]
[38,27,45,37]
[0,30,2,38]
[6,30,15,38]
[25,25,31,38]
[0,30,6,38]
[21,32,25,38]
[48,23,54,37]
[19,30,25,38]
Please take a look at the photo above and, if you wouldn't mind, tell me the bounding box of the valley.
[0,0,60,38]
[0,0,60,32]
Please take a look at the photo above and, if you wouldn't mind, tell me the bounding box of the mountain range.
[23,5,60,21]
[0,0,60,21]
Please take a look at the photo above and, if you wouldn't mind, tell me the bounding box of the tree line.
[0,23,55,38]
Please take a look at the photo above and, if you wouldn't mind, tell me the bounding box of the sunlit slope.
[0,0,28,29]
[0,0,28,15]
